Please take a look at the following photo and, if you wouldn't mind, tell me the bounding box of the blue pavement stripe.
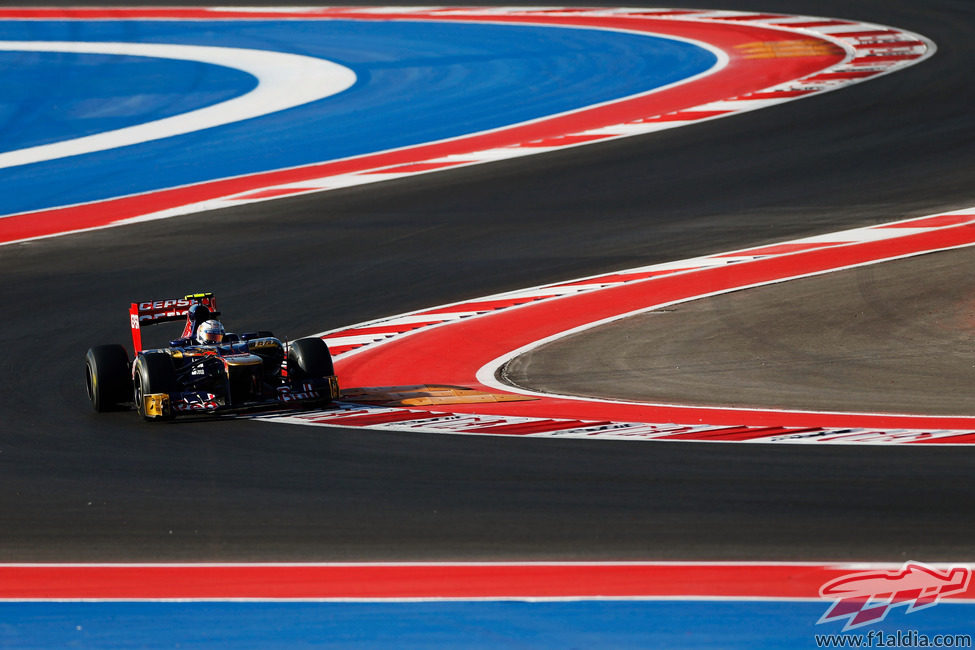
[0,51,255,151]
[2,601,973,649]
[0,19,716,216]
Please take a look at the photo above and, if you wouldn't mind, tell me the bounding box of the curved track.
[1,0,974,562]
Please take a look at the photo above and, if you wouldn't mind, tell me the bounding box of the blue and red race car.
[85,292,339,420]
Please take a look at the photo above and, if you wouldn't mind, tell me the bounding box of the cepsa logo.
[138,299,192,322]
[818,561,971,631]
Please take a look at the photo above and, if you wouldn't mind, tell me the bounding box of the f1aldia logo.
[818,561,971,631]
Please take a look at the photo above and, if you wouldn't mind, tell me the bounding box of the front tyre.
[133,353,177,420]
[287,337,337,405]
[85,344,130,412]
[287,338,335,382]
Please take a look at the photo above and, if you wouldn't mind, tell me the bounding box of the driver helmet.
[197,319,225,345]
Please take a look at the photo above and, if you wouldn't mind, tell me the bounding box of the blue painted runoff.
[0,51,256,152]
[1,600,974,649]
[0,19,716,216]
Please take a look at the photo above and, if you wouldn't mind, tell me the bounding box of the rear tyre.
[85,344,130,412]
[133,353,177,420]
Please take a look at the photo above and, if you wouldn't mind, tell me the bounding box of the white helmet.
[197,319,225,345]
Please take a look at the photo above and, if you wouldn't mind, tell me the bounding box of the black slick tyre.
[85,344,130,412]
[287,338,335,404]
[133,353,177,420]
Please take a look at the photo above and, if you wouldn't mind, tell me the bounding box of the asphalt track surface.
[2,0,975,562]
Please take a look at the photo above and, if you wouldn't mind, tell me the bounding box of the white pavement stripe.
[0,41,356,170]
[798,227,930,243]
[815,24,892,34]
[356,314,453,327]
[691,99,782,112]
[694,11,775,20]
[490,287,596,299]
[575,122,687,136]
[323,334,397,346]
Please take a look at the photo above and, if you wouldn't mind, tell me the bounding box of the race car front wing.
[141,376,340,418]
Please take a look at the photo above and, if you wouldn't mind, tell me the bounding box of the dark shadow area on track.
[1,0,975,561]
[504,246,975,415]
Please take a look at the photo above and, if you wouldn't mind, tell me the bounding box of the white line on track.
[0,41,357,169]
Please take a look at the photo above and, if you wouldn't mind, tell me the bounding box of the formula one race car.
[85,293,340,420]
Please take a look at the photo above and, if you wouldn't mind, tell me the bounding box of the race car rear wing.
[129,292,219,353]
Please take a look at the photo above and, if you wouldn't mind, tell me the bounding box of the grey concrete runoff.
[504,246,975,416]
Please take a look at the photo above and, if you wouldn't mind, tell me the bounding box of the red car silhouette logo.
[818,562,971,631]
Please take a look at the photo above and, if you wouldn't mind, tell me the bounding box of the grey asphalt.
[1,0,974,562]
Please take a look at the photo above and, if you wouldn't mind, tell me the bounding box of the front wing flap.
[160,376,340,417]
